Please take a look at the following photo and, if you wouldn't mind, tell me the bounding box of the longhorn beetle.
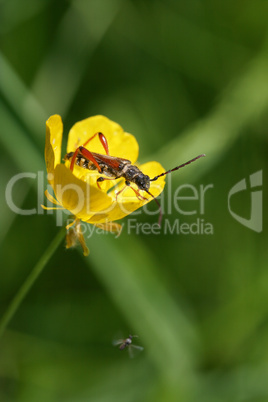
[64,132,205,225]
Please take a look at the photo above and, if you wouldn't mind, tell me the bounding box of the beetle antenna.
[150,154,206,182]
[145,190,163,227]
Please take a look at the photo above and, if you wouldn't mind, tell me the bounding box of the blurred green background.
[0,0,268,401]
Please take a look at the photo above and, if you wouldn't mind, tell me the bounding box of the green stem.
[0,227,65,339]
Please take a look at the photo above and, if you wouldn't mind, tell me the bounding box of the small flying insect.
[65,131,205,225]
[113,334,144,358]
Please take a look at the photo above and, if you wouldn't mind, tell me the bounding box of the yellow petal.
[45,115,63,181]
[74,220,90,256]
[52,164,113,221]
[66,227,77,248]
[66,219,90,256]
[67,115,139,163]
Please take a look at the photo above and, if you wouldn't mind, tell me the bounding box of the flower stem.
[0,227,65,339]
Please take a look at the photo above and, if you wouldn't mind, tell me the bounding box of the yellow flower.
[43,115,166,255]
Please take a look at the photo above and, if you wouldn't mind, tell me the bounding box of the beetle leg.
[69,132,110,171]
[70,147,80,171]
[128,185,148,201]
[96,176,117,190]
[77,146,103,172]
[116,182,148,201]
[83,132,110,155]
